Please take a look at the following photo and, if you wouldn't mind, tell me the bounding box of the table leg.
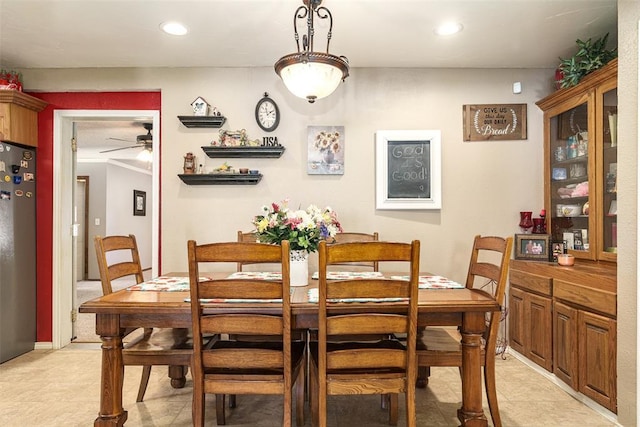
[94,313,127,426]
[169,365,187,388]
[458,312,488,427]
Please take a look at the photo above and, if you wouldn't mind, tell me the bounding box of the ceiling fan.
[100,122,153,154]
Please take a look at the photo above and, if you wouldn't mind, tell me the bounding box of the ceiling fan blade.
[108,137,136,143]
[100,145,140,153]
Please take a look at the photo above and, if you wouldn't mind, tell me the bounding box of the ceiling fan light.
[136,148,153,162]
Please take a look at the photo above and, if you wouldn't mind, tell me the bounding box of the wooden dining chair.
[415,235,513,427]
[310,240,420,427]
[94,234,193,402]
[313,231,385,342]
[329,231,379,271]
[236,230,258,271]
[188,239,305,427]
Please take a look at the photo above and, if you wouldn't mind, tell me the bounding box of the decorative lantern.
[183,152,195,174]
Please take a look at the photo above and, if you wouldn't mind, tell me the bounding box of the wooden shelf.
[178,173,262,185]
[201,146,285,158]
[178,115,226,128]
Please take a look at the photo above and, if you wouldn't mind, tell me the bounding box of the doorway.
[52,110,160,348]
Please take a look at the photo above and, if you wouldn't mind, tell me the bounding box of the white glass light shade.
[137,148,153,162]
[275,52,349,103]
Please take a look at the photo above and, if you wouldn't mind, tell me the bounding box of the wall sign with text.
[375,130,442,210]
[463,103,527,141]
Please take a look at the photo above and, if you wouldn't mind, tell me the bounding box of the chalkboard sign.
[376,130,441,210]
[387,140,431,199]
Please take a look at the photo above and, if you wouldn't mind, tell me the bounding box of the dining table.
[79,271,499,427]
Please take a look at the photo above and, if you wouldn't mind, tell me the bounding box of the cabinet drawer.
[510,269,552,296]
[554,280,616,318]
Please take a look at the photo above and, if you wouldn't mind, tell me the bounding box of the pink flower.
[285,217,302,229]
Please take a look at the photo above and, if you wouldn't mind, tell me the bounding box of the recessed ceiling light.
[160,21,188,36]
[435,22,463,36]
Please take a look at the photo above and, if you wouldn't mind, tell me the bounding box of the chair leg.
[284,387,292,427]
[309,361,319,427]
[192,387,205,427]
[216,394,226,425]
[295,360,305,427]
[136,366,152,402]
[484,356,502,427]
[388,394,399,425]
[406,385,416,427]
[228,394,236,408]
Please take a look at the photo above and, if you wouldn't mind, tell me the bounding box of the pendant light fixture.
[274,0,349,103]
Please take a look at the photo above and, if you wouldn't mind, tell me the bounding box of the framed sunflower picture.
[307,125,345,175]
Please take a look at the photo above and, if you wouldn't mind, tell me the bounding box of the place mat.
[127,276,194,292]
[226,271,282,280]
[390,275,465,289]
[307,288,408,304]
[311,271,384,280]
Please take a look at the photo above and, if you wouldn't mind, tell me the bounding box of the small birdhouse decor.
[191,96,210,116]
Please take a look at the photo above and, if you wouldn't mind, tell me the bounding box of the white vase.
[289,250,309,287]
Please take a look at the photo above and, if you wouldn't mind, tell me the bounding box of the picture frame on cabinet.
[551,241,566,262]
[514,234,551,260]
[375,129,442,210]
[552,167,567,181]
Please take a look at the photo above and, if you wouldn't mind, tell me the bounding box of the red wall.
[31,91,161,342]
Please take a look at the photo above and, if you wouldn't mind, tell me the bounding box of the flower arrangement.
[252,199,343,253]
[313,130,341,155]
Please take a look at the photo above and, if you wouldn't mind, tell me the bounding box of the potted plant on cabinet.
[556,33,617,89]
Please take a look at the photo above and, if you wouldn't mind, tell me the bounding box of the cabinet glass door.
[599,86,617,261]
[548,101,592,258]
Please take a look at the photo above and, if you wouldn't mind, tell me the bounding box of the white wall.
[105,162,153,270]
[615,1,638,425]
[25,66,546,277]
[76,160,152,278]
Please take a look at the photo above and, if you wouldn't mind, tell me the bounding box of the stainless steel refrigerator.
[0,141,36,363]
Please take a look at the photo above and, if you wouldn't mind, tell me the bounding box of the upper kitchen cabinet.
[536,59,617,262]
[0,90,48,147]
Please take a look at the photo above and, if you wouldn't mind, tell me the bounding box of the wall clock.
[255,92,280,132]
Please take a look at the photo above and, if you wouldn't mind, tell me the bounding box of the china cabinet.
[0,90,47,147]
[507,269,552,371]
[536,58,617,262]
[509,260,617,412]
[509,59,618,414]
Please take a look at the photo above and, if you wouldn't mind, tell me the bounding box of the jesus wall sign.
[463,103,527,141]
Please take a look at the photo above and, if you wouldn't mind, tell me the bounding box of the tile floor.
[0,345,619,426]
